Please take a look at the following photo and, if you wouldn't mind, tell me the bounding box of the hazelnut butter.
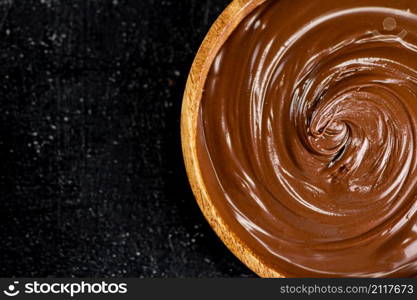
[197,0,417,277]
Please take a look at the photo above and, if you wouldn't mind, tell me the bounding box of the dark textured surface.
[0,0,255,278]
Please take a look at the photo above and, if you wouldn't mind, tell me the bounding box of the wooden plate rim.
[180,0,284,278]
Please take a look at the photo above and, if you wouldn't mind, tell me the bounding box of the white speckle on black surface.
[0,0,256,277]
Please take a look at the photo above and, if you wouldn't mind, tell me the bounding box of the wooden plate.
[180,0,284,278]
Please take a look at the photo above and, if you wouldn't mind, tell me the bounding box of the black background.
[0,0,255,277]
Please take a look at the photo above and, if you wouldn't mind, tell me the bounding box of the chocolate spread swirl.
[197,0,417,277]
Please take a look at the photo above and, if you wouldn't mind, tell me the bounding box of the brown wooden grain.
[181,0,285,278]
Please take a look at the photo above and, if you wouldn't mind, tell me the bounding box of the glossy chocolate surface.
[197,0,417,277]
